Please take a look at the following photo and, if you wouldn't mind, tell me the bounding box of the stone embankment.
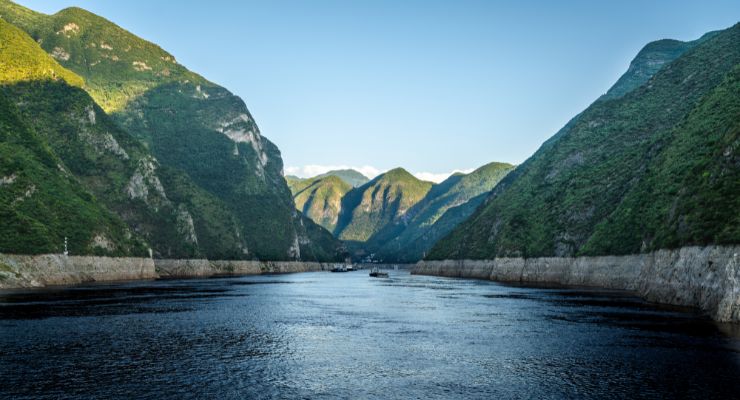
[0,253,334,289]
[412,245,740,322]
[355,263,414,270]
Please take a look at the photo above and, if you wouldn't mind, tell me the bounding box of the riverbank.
[412,245,740,322]
[0,253,334,289]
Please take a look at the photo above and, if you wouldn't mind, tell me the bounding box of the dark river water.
[1,270,740,399]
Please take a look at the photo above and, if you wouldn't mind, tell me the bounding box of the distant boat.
[330,264,348,272]
[369,266,388,278]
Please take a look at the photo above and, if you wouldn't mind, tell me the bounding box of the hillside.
[0,17,246,258]
[288,175,352,232]
[0,89,146,256]
[371,162,514,261]
[429,24,740,260]
[314,169,369,187]
[0,1,341,261]
[334,168,433,243]
[288,163,513,261]
[0,19,145,255]
[0,18,82,86]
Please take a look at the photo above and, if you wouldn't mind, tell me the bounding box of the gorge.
[1,1,740,398]
[0,1,738,323]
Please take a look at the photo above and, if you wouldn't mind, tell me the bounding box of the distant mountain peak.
[314,169,369,187]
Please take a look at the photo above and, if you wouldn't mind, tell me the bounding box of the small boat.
[369,266,389,278]
[330,264,348,272]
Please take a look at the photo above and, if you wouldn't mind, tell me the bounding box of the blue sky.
[18,0,740,181]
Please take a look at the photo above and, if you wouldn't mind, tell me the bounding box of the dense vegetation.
[0,92,146,256]
[287,164,513,262]
[0,1,342,261]
[429,24,740,260]
[0,1,203,111]
[335,168,433,243]
[582,64,740,254]
[372,162,513,261]
[0,17,146,255]
[0,18,82,86]
[288,175,352,232]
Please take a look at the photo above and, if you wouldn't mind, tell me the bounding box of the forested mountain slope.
[429,24,740,260]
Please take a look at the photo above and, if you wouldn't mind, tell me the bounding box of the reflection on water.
[1,271,739,399]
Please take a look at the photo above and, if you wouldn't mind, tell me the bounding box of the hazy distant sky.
[17,0,740,181]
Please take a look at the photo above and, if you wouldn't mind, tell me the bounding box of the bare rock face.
[413,245,740,322]
[125,156,169,209]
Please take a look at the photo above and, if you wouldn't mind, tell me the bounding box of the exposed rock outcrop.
[412,245,740,322]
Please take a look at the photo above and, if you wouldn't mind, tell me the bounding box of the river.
[1,270,739,399]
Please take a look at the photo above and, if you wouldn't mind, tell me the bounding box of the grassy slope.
[429,24,740,260]
[0,1,202,112]
[0,18,82,86]
[0,17,148,255]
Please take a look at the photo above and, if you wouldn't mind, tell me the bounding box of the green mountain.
[315,169,369,187]
[287,175,352,232]
[0,18,82,87]
[600,36,711,101]
[0,18,145,255]
[0,1,341,261]
[429,24,740,260]
[371,162,514,261]
[285,169,369,232]
[287,163,513,261]
[335,168,433,243]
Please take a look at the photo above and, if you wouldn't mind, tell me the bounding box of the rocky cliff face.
[414,245,740,322]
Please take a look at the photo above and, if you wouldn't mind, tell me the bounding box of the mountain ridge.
[429,23,740,260]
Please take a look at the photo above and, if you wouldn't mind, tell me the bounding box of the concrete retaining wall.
[0,253,332,289]
[412,245,740,322]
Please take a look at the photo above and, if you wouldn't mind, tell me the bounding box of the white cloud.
[412,168,475,183]
[284,165,384,179]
